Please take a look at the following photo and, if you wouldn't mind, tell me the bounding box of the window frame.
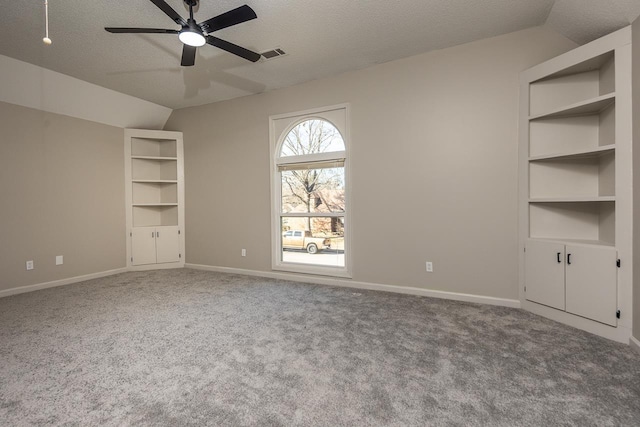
[269,104,351,278]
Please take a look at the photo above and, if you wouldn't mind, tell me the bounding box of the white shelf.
[538,52,615,80]
[133,203,179,207]
[529,196,615,203]
[529,144,615,162]
[132,179,178,183]
[529,93,615,120]
[131,156,178,161]
[528,237,615,247]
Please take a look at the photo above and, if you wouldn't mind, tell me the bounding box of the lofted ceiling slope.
[0,0,638,109]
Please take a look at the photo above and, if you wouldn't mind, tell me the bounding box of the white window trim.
[269,103,352,278]
[276,151,346,167]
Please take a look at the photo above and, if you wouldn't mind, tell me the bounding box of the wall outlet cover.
[56,255,63,265]
[26,260,34,270]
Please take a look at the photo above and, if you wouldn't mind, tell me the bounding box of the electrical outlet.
[56,255,63,265]
[26,260,34,271]
[241,249,246,257]
[426,261,433,272]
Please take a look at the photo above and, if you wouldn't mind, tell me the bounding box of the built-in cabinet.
[519,27,632,342]
[524,239,617,326]
[131,226,181,266]
[125,129,185,268]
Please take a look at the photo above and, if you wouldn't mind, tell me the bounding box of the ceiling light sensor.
[43,0,52,45]
[179,0,205,47]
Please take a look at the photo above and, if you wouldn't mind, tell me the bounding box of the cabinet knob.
[567,253,572,265]
[557,252,562,263]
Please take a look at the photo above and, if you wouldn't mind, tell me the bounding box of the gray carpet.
[1,269,639,426]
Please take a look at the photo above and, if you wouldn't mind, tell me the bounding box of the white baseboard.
[630,336,640,353]
[128,262,185,271]
[185,263,521,309]
[0,267,129,298]
[522,300,631,344]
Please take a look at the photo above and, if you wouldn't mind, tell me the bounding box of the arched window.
[270,106,349,276]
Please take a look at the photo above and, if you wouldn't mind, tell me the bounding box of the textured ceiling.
[0,0,638,109]
[547,0,640,44]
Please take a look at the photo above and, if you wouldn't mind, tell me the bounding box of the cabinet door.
[525,239,566,310]
[565,245,617,326]
[132,228,157,266]
[155,226,180,264]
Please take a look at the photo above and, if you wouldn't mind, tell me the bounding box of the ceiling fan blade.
[199,5,257,33]
[181,44,197,66]
[206,36,260,62]
[149,0,187,26]
[105,27,179,34]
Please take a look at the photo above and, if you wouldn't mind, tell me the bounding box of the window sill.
[273,262,352,279]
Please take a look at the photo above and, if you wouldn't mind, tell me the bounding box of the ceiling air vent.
[261,48,287,61]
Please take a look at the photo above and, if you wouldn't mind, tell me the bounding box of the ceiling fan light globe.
[179,30,205,47]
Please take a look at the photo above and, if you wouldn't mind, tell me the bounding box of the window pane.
[280,119,345,157]
[281,216,345,267]
[281,167,345,214]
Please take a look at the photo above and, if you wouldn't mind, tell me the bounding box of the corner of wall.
[632,18,640,342]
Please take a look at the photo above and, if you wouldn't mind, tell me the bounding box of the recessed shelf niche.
[132,158,178,181]
[132,182,178,205]
[529,201,615,246]
[529,103,615,158]
[132,205,178,227]
[529,151,615,199]
[131,137,177,158]
[528,51,615,117]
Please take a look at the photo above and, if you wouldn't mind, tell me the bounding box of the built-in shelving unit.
[518,27,633,342]
[526,45,617,247]
[125,129,185,268]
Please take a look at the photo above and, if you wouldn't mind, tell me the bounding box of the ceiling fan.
[105,0,260,66]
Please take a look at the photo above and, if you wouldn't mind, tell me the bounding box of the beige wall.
[0,101,126,292]
[633,18,640,341]
[165,27,577,300]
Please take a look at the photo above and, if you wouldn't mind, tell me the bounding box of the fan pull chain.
[43,0,52,45]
